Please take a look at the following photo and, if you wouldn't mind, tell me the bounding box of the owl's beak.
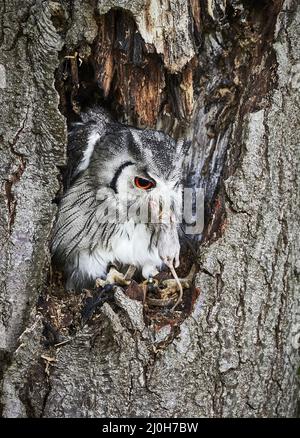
[149,199,162,223]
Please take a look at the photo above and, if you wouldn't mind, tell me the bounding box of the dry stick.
[164,258,183,311]
[54,339,71,348]
[124,265,136,281]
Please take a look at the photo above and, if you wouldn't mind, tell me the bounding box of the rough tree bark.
[0,0,299,418]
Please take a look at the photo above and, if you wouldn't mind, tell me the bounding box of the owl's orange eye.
[134,176,155,190]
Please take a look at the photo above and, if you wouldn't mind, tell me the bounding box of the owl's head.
[89,125,187,226]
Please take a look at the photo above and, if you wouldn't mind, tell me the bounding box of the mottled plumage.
[51,108,186,290]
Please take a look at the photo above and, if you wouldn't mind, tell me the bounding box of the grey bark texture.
[0,0,299,418]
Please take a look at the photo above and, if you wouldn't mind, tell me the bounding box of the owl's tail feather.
[163,258,183,311]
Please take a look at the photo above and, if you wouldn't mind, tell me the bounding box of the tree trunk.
[0,0,299,418]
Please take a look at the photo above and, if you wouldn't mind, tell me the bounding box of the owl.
[51,108,186,291]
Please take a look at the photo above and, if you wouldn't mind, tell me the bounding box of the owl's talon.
[95,278,106,288]
[95,268,131,289]
[101,264,136,285]
[110,267,131,286]
[105,267,131,286]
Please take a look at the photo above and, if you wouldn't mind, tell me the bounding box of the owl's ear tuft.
[130,130,143,148]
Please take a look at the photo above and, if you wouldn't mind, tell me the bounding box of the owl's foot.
[96,265,135,288]
[106,267,132,286]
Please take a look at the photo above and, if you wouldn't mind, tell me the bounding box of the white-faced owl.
[51,108,186,290]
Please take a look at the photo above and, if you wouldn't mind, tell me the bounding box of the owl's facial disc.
[113,163,182,226]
